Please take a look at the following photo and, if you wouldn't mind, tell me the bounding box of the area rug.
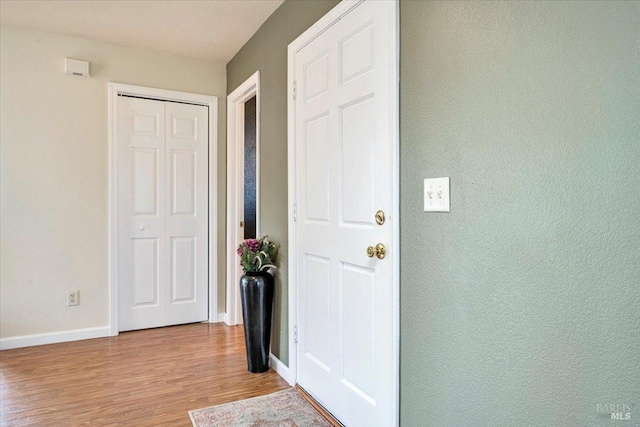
[189,388,332,427]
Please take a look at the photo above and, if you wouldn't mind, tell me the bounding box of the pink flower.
[246,239,260,252]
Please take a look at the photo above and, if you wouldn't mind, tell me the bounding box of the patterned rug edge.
[189,387,331,427]
[189,388,293,416]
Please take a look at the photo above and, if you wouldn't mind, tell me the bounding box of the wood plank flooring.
[0,323,290,426]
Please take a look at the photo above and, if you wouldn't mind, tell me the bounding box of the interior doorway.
[243,95,258,240]
[116,96,209,332]
[108,82,219,336]
[226,71,260,325]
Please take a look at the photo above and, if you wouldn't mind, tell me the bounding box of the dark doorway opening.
[243,95,257,239]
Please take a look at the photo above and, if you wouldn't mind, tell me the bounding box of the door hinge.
[292,202,297,221]
[293,324,298,343]
[293,80,297,100]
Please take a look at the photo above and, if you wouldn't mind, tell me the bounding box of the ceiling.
[0,0,285,63]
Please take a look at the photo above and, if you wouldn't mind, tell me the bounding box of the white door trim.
[286,1,400,423]
[108,82,219,336]
[225,71,261,325]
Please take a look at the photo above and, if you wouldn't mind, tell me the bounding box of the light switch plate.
[424,177,450,212]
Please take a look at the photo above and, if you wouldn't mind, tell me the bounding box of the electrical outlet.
[424,177,450,212]
[67,290,79,306]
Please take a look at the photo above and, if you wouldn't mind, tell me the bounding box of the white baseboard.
[0,326,111,351]
[270,352,294,385]
[223,313,242,326]
[206,313,226,324]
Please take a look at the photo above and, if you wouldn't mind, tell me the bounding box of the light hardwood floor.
[0,323,290,426]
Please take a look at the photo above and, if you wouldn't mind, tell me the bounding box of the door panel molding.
[287,0,399,424]
[108,82,218,336]
[225,71,260,326]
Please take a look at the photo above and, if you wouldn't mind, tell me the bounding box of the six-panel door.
[294,1,395,425]
[117,96,208,332]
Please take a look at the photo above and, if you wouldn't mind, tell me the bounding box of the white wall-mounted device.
[424,177,450,212]
[64,58,91,78]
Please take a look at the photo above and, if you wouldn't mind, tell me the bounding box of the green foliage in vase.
[236,236,279,273]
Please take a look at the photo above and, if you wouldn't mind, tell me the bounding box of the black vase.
[240,271,274,373]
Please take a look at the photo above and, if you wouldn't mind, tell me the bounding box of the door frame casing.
[108,82,219,336]
[225,71,261,325]
[286,0,400,422]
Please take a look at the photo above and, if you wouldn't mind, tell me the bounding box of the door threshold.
[295,385,343,427]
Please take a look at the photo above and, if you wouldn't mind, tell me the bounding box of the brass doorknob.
[366,243,386,259]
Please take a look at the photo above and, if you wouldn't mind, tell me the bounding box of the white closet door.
[117,96,208,332]
[164,102,208,325]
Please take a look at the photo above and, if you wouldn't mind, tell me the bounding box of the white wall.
[0,26,227,339]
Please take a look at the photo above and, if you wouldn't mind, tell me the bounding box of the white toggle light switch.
[424,177,450,212]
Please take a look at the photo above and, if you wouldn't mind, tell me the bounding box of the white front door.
[117,96,209,332]
[292,1,397,425]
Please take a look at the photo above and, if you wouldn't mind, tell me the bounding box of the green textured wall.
[400,1,640,425]
[227,0,340,365]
